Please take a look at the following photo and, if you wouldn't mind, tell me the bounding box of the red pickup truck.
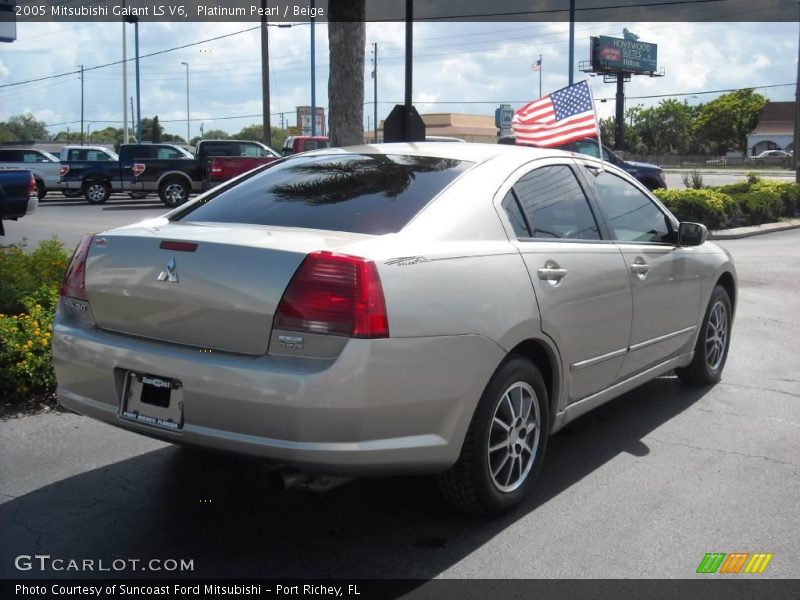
[201,140,280,191]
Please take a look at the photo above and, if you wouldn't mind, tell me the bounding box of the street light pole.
[79,64,84,146]
[181,61,190,143]
[124,15,141,142]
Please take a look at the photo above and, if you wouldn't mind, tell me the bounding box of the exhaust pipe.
[271,468,353,493]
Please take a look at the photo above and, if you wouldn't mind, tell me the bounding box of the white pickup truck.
[0,147,61,199]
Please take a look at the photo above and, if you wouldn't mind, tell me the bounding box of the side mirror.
[678,222,708,246]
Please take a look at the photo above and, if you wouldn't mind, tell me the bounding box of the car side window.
[500,191,530,238]
[591,171,672,243]
[156,147,184,159]
[511,165,601,240]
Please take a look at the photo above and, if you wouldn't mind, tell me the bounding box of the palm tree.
[327,1,366,147]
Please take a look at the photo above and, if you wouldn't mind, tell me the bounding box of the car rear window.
[175,153,472,234]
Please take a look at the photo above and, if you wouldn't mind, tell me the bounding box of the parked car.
[58,146,119,197]
[498,135,667,190]
[61,140,278,206]
[751,150,792,167]
[0,147,61,199]
[281,136,329,156]
[0,169,37,235]
[200,140,280,191]
[53,143,736,514]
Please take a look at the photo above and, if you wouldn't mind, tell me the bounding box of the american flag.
[531,59,541,72]
[511,80,598,147]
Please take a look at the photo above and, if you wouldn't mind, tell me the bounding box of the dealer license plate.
[120,372,184,431]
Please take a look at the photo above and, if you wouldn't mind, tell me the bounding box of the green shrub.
[680,170,705,190]
[734,189,783,225]
[0,238,69,314]
[0,290,58,401]
[751,180,799,218]
[715,181,753,196]
[653,188,733,230]
[0,239,68,404]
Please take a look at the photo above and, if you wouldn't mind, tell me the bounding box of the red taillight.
[28,175,36,197]
[59,164,70,177]
[132,163,146,177]
[210,160,223,177]
[275,251,389,338]
[60,235,95,301]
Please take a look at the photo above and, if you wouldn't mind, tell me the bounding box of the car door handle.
[630,259,650,280]
[537,267,568,281]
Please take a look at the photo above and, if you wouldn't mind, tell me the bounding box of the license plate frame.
[119,371,184,432]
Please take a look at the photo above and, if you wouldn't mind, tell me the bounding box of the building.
[367,112,498,143]
[747,102,794,156]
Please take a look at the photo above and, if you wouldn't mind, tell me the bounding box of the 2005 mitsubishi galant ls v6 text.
[53,143,736,514]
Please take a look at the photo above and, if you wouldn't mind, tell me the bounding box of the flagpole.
[539,54,542,98]
[587,80,605,172]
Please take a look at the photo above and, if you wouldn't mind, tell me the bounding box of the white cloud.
[0,20,795,140]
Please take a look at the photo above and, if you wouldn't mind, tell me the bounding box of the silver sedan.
[53,143,736,514]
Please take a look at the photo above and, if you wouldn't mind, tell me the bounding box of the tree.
[235,124,287,150]
[202,129,230,140]
[152,116,162,143]
[327,1,365,146]
[694,89,766,154]
[139,117,165,143]
[1,113,50,141]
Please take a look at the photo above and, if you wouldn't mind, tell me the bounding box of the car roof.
[301,141,563,165]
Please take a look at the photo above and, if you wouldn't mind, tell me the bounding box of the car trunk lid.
[84,221,370,355]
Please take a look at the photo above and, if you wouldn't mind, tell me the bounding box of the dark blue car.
[498,136,667,190]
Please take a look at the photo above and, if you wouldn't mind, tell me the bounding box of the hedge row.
[0,239,69,405]
[653,177,800,230]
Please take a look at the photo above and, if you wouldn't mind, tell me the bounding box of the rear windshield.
[175,153,472,234]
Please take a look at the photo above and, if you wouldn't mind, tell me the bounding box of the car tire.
[84,181,111,204]
[35,179,46,200]
[63,189,83,198]
[159,179,189,207]
[676,285,732,386]
[438,355,549,515]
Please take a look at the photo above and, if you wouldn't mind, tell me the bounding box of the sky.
[0,20,796,142]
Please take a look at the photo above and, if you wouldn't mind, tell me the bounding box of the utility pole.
[130,96,135,139]
[79,64,84,146]
[260,0,272,147]
[181,62,190,143]
[795,3,799,182]
[568,0,575,85]
[615,75,624,151]
[122,18,128,144]
[310,0,316,136]
[372,42,378,142]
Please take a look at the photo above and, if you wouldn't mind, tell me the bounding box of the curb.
[710,220,800,240]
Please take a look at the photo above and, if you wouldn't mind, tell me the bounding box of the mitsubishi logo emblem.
[157,257,179,282]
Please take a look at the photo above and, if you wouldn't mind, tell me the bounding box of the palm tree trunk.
[327,1,366,147]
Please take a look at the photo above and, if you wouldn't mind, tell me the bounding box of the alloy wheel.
[705,300,728,371]
[487,381,541,493]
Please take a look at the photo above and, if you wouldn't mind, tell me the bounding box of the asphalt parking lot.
[0,195,798,580]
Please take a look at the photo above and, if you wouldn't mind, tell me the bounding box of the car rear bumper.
[53,322,504,475]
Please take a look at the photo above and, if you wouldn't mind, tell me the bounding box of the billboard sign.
[296,106,326,136]
[592,35,657,75]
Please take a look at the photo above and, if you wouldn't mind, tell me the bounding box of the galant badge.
[157,257,179,282]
